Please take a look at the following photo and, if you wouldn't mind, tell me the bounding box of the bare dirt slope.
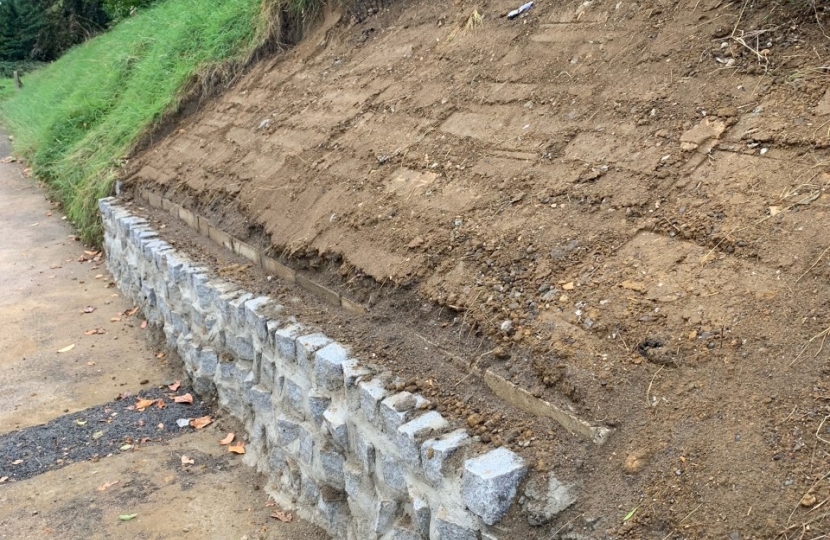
[128,0,830,536]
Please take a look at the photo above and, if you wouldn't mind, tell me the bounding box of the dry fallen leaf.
[270,511,294,523]
[156,352,166,359]
[12,459,23,465]
[94,274,104,279]
[562,281,575,290]
[0,476,8,483]
[140,320,147,329]
[97,480,119,492]
[125,307,139,317]
[219,433,235,445]
[135,398,157,411]
[57,344,75,353]
[180,455,194,465]
[84,328,106,335]
[110,317,121,322]
[173,393,193,404]
[168,381,181,391]
[228,442,246,455]
[190,416,212,429]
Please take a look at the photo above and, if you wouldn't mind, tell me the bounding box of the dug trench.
[121,0,830,537]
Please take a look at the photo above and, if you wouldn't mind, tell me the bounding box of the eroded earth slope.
[128,0,830,536]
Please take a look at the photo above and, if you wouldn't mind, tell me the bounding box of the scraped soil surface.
[127,0,830,536]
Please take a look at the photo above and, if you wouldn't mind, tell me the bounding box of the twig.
[646,365,664,406]
[791,325,830,367]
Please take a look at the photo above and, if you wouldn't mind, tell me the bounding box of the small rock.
[623,450,649,474]
[467,413,483,428]
[801,493,817,507]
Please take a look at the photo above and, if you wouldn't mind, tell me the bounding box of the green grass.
[0,79,14,102]
[0,0,292,244]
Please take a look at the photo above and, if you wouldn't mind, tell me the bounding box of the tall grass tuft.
[0,0,301,244]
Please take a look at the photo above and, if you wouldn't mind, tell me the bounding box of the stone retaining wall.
[99,197,543,539]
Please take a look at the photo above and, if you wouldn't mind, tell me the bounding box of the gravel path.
[0,386,211,483]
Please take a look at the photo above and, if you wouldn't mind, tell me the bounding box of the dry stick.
[646,365,664,406]
[661,503,704,540]
[791,325,830,367]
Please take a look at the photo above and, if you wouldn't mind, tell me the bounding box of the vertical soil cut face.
[124,0,830,536]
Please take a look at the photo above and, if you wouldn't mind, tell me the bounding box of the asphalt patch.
[0,387,211,483]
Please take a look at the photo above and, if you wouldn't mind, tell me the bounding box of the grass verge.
[0,79,14,102]
[0,0,310,244]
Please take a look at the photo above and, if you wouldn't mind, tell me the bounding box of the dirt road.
[0,133,327,539]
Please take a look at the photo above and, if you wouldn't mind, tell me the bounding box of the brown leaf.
[110,317,121,322]
[219,433,235,445]
[190,416,212,430]
[97,480,119,492]
[155,399,166,409]
[125,307,139,317]
[228,442,246,455]
[270,511,293,523]
[135,398,156,411]
[173,393,193,404]
[168,381,181,391]
[180,455,195,465]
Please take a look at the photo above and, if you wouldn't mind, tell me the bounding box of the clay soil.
[127,0,830,536]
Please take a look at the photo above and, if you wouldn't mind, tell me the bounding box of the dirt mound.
[127,0,830,536]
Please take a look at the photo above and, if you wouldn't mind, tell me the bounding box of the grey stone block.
[520,474,577,526]
[275,323,303,362]
[412,496,430,538]
[374,500,399,534]
[421,429,470,486]
[276,415,301,446]
[283,378,305,416]
[247,384,272,416]
[355,430,375,474]
[197,348,219,377]
[322,406,348,449]
[344,462,364,500]
[320,445,346,487]
[433,509,479,540]
[314,342,349,391]
[380,392,417,434]
[296,333,332,375]
[359,379,388,425]
[379,452,408,498]
[462,448,528,526]
[228,292,254,327]
[260,351,277,390]
[227,334,255,362]
[308,391,331,425]
[316,497,350,537]
[397,411,449,467]
[298,426,315,466]
[343,359,371,388]
[300,475,320,505]
[390,525,422,540]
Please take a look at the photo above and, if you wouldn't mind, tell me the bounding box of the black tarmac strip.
[0,387,212,483]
